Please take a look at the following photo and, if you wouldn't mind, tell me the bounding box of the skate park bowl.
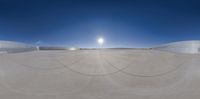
[0,40,199,99]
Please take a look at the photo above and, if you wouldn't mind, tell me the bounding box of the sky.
[0,0,200,48]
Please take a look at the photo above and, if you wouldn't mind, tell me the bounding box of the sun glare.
[97,37,104,46]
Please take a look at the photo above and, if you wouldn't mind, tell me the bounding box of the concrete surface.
[0,49,199,99]
[153,40,200,54]
[0,41,36,53]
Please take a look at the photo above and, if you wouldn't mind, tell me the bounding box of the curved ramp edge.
[153,40,200,54]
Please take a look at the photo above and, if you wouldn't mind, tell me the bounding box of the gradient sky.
[0,0,200,48]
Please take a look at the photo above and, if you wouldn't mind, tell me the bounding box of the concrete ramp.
[153,40,200,54]
[0,41,36,53]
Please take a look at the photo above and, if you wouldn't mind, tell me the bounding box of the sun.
[97,37,104,46]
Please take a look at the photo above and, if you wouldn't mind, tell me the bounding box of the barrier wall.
[0,41,37,53]
[153,40,200,54]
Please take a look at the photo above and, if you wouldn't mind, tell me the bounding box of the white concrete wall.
[153,40,200,54]
[0,41,36,53]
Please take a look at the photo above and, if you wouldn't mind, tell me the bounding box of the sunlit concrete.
[153,40,200,54]
[0,41,36,53]
[0,49,199,99]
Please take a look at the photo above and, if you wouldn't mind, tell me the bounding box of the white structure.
[0,41,36,53]
[153,40,200,54]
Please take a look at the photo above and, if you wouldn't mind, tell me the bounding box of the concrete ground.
[0,49,199,99]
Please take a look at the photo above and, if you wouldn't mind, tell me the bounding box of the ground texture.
[0,49,199,99]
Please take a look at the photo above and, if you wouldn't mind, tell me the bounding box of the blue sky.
[0,0,200,48]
